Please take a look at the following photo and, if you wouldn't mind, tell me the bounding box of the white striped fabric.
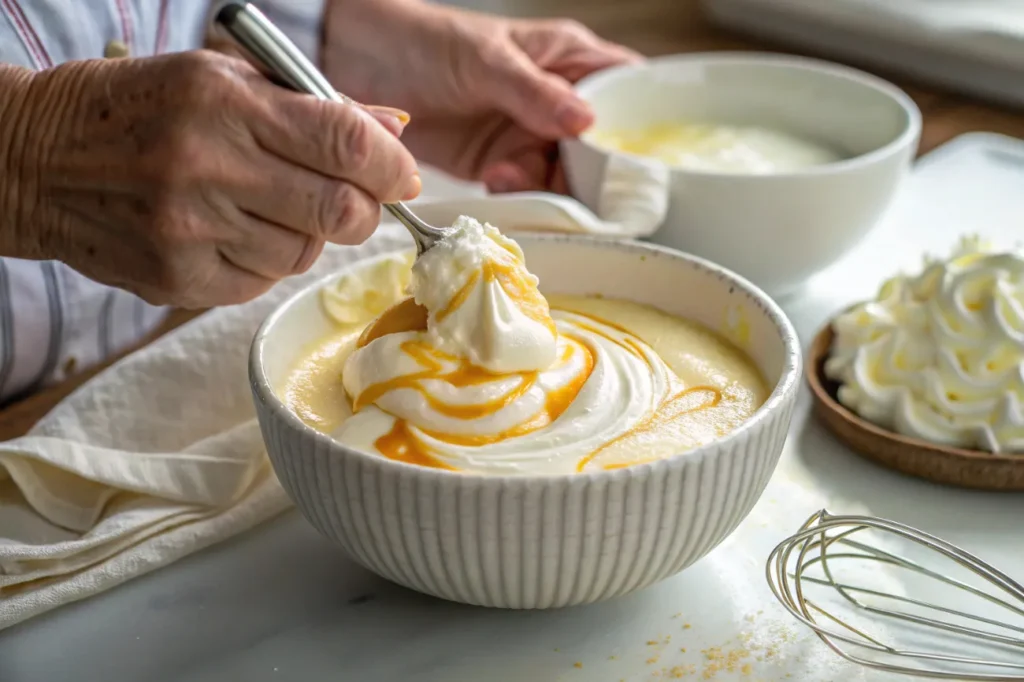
[0,0,324,403]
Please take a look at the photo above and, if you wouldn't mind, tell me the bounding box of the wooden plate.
[807,324,1024,491]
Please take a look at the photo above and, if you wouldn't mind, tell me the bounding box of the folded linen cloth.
[0,227,411,630]
[0,162,667,630]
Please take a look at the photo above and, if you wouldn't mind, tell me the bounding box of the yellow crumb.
[683,623,692,630]
[699,644,752,678]
[648,640,661,646]
[573,662,583,669]
[647,656,660,665]
[741,663,753,675]
[668,664,697,678]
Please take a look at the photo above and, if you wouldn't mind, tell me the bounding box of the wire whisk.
[766,510,1024,680]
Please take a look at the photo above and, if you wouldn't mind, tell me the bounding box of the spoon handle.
[215,2,442,252]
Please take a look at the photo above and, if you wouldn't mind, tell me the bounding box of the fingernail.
[367,105,411,133]
[403,173,422,201]
[556,98,593,134]
[489,177,514,194]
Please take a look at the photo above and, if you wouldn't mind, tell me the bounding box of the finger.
[480,136,560,193]
[363,104,411,137]
[548,161,570,196]
[479,47,594,140]
[141,250,278,308]
[206,256,279,307]
[246,81,420,203]
[513,20,643,83]
[481,154,547,193]
[226,151,384,244]
[218,211,324,280]
[543,46,642,84]
[482,162,533,194]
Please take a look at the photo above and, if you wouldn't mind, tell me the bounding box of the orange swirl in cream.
[311,217,760,475]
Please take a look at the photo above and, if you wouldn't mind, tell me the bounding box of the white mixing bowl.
[561,52,921,297]
[250,235,801,608]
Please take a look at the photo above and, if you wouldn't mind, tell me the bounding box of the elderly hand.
[321,0,641,193]
[2,50,419,308]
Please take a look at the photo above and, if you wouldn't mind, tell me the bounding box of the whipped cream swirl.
[825,237,1024,453]
[334,216,719,474]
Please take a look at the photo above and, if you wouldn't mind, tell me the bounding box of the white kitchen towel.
[0,226,412,630]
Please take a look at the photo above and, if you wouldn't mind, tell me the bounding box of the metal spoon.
[215,2,452,256]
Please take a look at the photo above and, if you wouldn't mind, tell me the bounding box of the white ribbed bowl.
[250,235,801,608]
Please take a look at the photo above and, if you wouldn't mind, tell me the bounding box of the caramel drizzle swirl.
[360,315,720,472]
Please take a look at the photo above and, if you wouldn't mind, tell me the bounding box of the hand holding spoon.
[217,2,440,343]
[215,2,452,256]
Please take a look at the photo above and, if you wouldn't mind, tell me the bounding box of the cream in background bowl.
[249,235,801,608]
[561,52,922,297]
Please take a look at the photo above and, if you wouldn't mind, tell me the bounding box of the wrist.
[0,61,101,261]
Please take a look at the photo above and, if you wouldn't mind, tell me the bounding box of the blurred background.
[437,0,695,55]
[436,0,1024,110]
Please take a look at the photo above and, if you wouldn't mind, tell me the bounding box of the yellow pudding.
[587,121,842,174]
[282,217,768,475]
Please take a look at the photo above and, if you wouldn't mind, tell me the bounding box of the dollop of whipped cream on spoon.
[825,236,1024,453]
[333,216,718,475]
[409,215,558,373]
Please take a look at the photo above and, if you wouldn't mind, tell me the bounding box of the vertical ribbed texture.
[255,380,797,609]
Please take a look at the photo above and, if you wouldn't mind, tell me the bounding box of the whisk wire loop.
[766,510,1024,680]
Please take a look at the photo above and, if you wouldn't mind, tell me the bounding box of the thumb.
[484,50,594,139]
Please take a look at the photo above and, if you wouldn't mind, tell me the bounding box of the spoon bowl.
[357,297,428,348]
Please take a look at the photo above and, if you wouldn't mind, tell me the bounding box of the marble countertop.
[4,136,1024,682]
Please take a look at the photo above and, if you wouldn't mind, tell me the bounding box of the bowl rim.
[570,51,923,180]
[249,233,802,484]
[806,323,1024,491]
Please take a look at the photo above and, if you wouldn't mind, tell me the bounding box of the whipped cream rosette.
[825,237,1024,453]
